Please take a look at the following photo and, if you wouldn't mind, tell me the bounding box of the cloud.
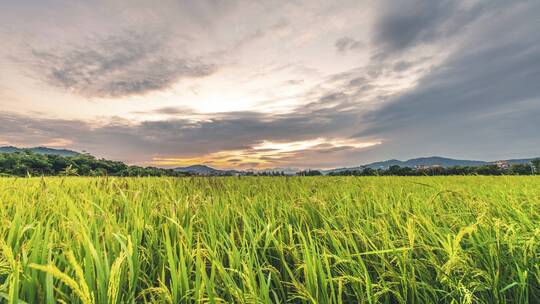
[151,138,380,169]
[145,106,198,116]
[371,0,491,58]
[283,79,304,86]
[335,37,364,52]
[28,31,217,98]
[2,0,540,168]
[0,101,369,167]
[355,1,540,160]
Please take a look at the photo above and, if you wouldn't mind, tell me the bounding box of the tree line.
[1,150,539,177]
[327,161,540,176]
[0,150,191,177]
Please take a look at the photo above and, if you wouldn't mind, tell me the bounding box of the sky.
[1,0,539,169]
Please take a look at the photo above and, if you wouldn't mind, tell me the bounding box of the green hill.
[0,146,80,157]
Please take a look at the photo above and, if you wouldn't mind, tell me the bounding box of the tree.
[475,165,501,175]
[60,165,79,176]
[297,170,323,176]
[387,165,402,175]
[509,164,532,175]
[531,158,540,174]
[0,151,193,177]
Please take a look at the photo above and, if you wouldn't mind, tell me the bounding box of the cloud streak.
[335,37,364,52]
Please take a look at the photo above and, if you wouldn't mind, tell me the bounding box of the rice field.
[0,176,539,303]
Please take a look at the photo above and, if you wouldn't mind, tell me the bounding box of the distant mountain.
[325,156,537,174]
[504,158,536,165]
[366,157,488,169]
[0,146,80,157]
[174,165,220,175]
[175,157,539,176]
[174,165,242,176]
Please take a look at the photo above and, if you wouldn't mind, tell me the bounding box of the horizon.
[2,145,538,171]
[1,1,539,169]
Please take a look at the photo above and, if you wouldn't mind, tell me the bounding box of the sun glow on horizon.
[151,138,381,169]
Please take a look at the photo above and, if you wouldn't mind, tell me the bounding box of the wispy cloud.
[335,37,364,52]
[27,31,217,98]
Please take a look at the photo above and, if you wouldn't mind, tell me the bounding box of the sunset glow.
[152,138,382,169]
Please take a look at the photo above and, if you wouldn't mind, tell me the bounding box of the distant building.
[492,160,510,169]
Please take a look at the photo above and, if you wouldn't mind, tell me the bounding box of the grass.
[0,176,539,303]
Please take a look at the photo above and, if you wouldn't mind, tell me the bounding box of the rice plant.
[0,176,538,303]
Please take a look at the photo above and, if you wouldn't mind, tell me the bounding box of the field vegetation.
[0,176,539,303]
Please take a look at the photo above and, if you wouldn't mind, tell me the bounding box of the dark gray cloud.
[372,0,493,58]
[335,37,364,52]
[356,1,540,160]
[392,61,414,72]
[27,31,216,98]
